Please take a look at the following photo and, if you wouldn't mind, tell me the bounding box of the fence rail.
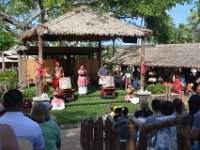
[80,114,192,150]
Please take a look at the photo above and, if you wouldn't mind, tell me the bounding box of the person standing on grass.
[0,89,45,150]
[77,65,88,96]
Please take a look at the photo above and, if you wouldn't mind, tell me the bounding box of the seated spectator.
[172,98,185,116]
[31,102,61,150]
[117,107,129,150]
[0,89,44,149]
[156,101,177,150]
[134,100,153,118]
[188,95,200,117]
[0,103,5,116]
[146,99,162,147]
[146,99,162,122]
[108,104,115,117]
[0,124,19,150]
[189,95,200,149]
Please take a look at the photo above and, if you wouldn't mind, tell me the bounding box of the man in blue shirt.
[0,89,45,150]
[98,63,109,85]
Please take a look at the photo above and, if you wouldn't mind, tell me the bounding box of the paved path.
[61,128,82,150]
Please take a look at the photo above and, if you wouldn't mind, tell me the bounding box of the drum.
[102,76,115,88]
[59,77,72,90]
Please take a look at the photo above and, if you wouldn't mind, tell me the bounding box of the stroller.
[59,77,76,102]
[100,75,116,98]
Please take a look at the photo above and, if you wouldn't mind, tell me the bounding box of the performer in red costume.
[52,61,64,89]
[77,65,88,96]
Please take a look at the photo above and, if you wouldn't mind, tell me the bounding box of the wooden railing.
[80,114,192,150]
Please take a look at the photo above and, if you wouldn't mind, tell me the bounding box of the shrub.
[146,83,166,94]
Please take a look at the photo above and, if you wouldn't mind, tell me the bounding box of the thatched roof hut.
[21,6,151,41]
[108,43,200,68]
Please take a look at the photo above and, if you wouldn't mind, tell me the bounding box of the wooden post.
[166,85,169,100]
[2,52,5,72]
[169,85,171,101]
[111,126,120,150]
[98,41,102,68]
[105,117,112,150]
[176,115,192,150]
[93,117,103,150]
[23,51,27,86]
[126,120,137,150]
[18,54,22,87]
[140,37,145,91]
[112,39,116,56]
[37,35,43,96]
[137,125,148,150]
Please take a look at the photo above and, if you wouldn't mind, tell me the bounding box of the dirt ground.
[61,128,82,150]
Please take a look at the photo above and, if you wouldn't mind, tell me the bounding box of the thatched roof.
[108,43,200,68]
[5,45,28,55]
[21,6,151,41]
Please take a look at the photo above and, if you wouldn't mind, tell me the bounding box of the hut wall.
[25,58,99,86]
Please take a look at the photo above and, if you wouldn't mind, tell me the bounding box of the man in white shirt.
[0,89,44,150]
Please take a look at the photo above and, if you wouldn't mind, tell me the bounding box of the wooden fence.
[80,114,192,150]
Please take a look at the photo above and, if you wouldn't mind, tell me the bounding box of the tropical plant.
[146,83,166,94]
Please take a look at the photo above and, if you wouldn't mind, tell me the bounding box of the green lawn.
[24,86,140,125]
[51,102,140,125]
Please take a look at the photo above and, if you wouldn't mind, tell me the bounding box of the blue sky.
[168,3,194,27]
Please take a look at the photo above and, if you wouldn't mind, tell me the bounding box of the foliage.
[0,70,18,91]
[174,24,193,43]
[146,14,177,44]
[0,30,16,51]
[186,0,200,42]
[23,87,36,100]
[146,83,166,94]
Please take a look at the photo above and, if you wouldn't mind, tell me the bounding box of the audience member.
[31,102,61,150]
[134,100,153,118]
[146,99,162,122]
[0,124,19,150]
[0,89,44,149]
[188,95,200,117]
[117,107,129,150]
[156,101,176,150]
[0,103,5,116]
[108,104,115,117]
[189,95,200,149]
[146,99,162,147]
[172,98,185,116]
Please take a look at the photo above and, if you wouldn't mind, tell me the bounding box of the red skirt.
[52,76,62,89]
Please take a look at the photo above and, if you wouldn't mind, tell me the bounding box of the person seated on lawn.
[31,103,61,150]
[125,84,139,104]
[134,100,153,118]
[51,87,65,110]
[0,89,44,149]
[0,124,19,150]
